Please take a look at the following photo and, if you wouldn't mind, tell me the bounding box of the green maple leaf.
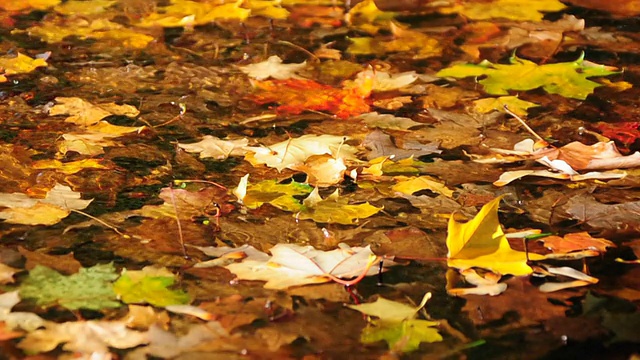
[20,263,120,310]
[113,266,191,307]
[238,177,313,212]
[437,54,621,100]
[361,319,443,352]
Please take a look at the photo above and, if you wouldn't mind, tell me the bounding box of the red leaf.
[593,121,640,147]
[249,79,372,119]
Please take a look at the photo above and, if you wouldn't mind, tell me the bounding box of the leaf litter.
[0,0,639,358]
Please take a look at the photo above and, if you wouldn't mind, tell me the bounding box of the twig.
[168,184,189,259]
[70,209,130,239]
[503,105,545,142]
[276,40,320,62]
[173,179,227,190]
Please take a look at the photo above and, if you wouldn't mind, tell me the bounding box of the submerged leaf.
[20,263,120,310]
[114,266,191,307]
[361,319,442,353]
[299,188,382,224]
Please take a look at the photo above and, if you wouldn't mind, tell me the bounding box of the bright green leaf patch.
[437,54,621,100]
[20,263,120,310]
[361,319,443,353]
[113,266,191,307]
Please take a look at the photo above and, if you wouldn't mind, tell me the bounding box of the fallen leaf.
[249,78,372,119]
[446,196,544,276]
[0,291,46,332]
[31,159,109,175]
[18,246,81,275]
[392,175,454,198]
[539,232,615,254]
[439,0,567,21]
[437,54,620,100]
[345,0,396,34]
[0,263,19,284]
[48,97,139,126]
[349,293,442,352]
[360,319,443,353]
[219,243,393,289]
[0,184,93,225]
[128,321,227,358]
[18,320,148,354]
[19,263,120,310]
[299,188,382,225]
[362,129,441,160]
[54,0,116,15]
[358,112,424,131]
[234,174,313,212]
[238,55,306,80]
[0,0,60,11]
[346,69,418,92]
[178,135,249,160]
[136,0,250,28]
[593,121,640,148]
[472,96,540,117]
[245,134,357,171]
[113,266,191,307]
[0,52,48,82]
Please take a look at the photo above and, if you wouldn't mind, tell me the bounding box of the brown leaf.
[462,277,574,326]
[539,232,615,254]
[18,247,81,275]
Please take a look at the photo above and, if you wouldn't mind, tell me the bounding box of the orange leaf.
[540,232,615,254]
[249,79,371,119]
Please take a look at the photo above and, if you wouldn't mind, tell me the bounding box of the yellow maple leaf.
[440,0,566,22]
[0,0,60,11]
[0,53,48,81]
[472,96,539,117]
[446,196,544,276]
[136,0,250,28]
[32,159,109,175]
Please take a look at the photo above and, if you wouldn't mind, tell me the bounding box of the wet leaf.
[0,52,48,82]
[299,188,382,225]
[358,112,424,131]
[0,184,93,225]
[245,134,356,171]
[178,135,249,160]
[18,246,82,275]
[128,321,227,359]
[220,243,393,289]
[472,96,540,116]
[539,232,615,254]
[49,97,139,126]
[0,263,19,284]
[31,159,109,175]
[0,0,60,11]
[19,263,120,310]
[437,54,621,100]
[136,0,250,28]
[345,0,396,34]
[361,319,443,353]
[439,0,567,21]
[113,266,191,307]
[392,175,454,198]
[18,320,149,354]
[249,78,372,119]
[446,196,544,276]
[234,174,313,211]
[239,55,306,80]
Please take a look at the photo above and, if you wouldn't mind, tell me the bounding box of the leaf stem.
[503,105,545,142]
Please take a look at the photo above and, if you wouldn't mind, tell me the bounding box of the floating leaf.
[31,159,109,175]
[238,55,306,80]
[437,54,620,100]
[249,79,372,119]
[217,243,393,289]
[299,188,382,225]
[19,263,120,310]
[446,197,544,276]
[245,134,356,171]
[178,135,249,160]
[0,52,48,82]
[0,184,93,225]
[472,96,540,116]
[136,0,250,28]
[234,175,313,212]
[113,266,191,307]
[361,319,442,353]
[49,97,139,126]
[439,0,567,22]
[392,175,454,198]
